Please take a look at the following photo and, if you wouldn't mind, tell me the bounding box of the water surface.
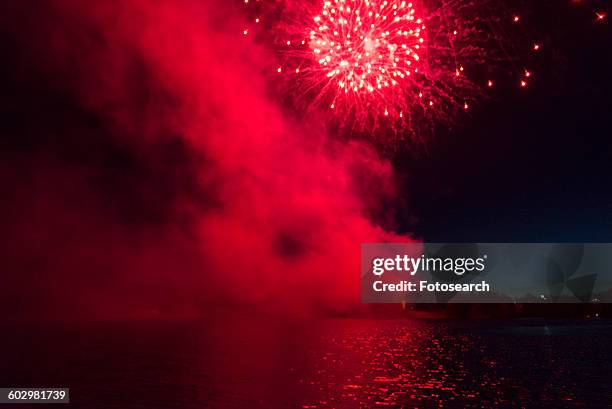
[1,318,610,408]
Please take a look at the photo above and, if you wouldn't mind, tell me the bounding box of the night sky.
[397,0,612,242]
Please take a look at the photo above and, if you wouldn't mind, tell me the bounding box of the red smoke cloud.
[0,0,414,317]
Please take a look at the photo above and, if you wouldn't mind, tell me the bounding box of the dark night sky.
[397,1,612,242]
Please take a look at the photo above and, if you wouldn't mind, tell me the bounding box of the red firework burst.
[271,0,498,135]
[241,0,547,138]
[240,0,609,144]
